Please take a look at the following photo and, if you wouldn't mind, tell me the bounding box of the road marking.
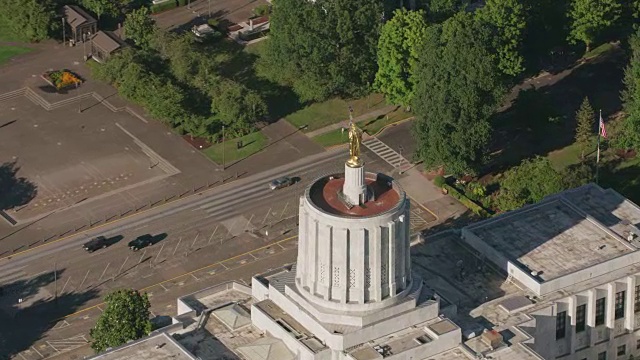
[409,196,438,222]
[61,235,298,319]
[30,346,43,358]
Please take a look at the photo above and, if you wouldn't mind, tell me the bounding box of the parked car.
[128,234,155,251]
[269,176,293,190]
[83,236,109,252]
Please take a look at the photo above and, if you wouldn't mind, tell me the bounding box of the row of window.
[556,286,640,340]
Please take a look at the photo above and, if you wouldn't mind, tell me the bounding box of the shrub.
[443,184,490,218]
[150,0,177,14]
[178,0,187,6]
[253,4,270,17]
[207,18,219,28]
[433,175,446,188]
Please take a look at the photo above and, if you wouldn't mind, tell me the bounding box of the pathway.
[363,137,412,172]
[305,104,398,138]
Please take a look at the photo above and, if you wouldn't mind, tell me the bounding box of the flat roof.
[88,333,195,360]
[308,172,403,217]
[466,197,632,281]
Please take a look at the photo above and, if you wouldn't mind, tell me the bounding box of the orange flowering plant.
[44,69,82,89]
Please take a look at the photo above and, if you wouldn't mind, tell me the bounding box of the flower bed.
[42,70,82,90]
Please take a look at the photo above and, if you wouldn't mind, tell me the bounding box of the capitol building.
[91,125,640,360]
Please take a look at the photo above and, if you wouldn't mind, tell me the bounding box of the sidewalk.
[398,167,468,225]
[305,104,398,138]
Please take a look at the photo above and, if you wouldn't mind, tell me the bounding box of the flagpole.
[596,109,602,184]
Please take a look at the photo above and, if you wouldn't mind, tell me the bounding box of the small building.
[63,5,98,44]
[90,31,125,63]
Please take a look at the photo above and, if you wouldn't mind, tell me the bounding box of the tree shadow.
[0,162,37,211]
[213,40,302,121]
[0,269,100,358]
[484,49,626,176]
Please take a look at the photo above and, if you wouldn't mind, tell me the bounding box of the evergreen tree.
[617,29,640,150]
[575,97,594,159]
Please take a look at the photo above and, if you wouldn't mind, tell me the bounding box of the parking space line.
[30,346,43,358]
[62,235,298,320]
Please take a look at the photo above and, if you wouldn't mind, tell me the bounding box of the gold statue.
[346,122,363,167]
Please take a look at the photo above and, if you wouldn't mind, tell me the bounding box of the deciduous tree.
[0,0,57,42]
[81,0,118,20]
[90,289,152,353]
[575,97,594,159]
[412,12,505,175]
[418,0,469,23]
[496,157,564,211]
[476,0,526,76]
[374,8,428,108]
[567,0,621,52]
[211,80,268,136]
[124,7,156,49]
[258,0,384,102]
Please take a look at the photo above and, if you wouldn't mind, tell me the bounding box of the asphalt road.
[1,148,395,359]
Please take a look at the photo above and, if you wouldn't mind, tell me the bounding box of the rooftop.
[91,31,124,53]
[466,196,633,281]
[88,332,195,360]
[63,5,96,28]
[307,172,403,217]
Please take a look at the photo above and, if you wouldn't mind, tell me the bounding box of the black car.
[269,176,293,190]
[83,236,109,252]
[128,234,155,251]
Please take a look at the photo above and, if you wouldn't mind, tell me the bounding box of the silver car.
[269,176,293,190]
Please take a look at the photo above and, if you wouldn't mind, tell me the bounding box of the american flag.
[599,113,607,139]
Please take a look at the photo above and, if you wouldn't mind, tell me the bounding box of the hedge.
[150,0,177,14]
[442,184,490,218]
[433,175,445,188]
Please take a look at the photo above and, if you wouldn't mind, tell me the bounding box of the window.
[617,344,626,356]
[598,351,607,360]
[635,285,640,313]
[576,304,586,333]
[615,291,626,319]
[637,339,640,350]
[556,311,567,339]
[596,298,606,326]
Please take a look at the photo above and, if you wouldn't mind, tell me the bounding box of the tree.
[567,0,621,52]
[124,7,156,49]
[90,289,152,353]
[417,0,469,23]
[496,157,565,211]
[374,8,428,108]
[412,12,505,175]
[575,97,594,159]
[211,80,268,136]
[0,0,57,42]
[258,0,384,102]
[617,28,640,150]
[81,0,119,20]
[561,161,594,188]
[476,0,526,76]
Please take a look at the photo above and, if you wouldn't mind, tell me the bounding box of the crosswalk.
[363,137,412,172]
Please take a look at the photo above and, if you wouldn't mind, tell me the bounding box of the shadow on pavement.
[0,161,37,212]
[0,269,100,359]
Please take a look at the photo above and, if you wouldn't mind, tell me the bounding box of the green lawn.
[0,46,31,65]
[312,128,349,147]
[202,131,268,164]
[584,42,615,59]
[286,94,388,132]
